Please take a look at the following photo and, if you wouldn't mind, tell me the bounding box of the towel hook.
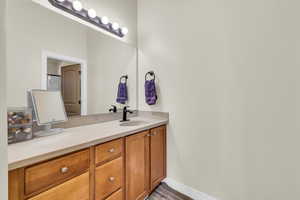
[145,71,155,81]
[120,75,128,84]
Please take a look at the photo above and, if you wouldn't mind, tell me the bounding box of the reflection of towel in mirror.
[145,79,157,105]
[116,82,128,104]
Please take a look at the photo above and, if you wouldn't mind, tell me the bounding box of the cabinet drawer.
[95,138,123,164]
[105,189,123,200]
[95,157,123,200]
[28,172,89,200]
[25,149,90,195]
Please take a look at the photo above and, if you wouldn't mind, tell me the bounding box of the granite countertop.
[8,115,168,170]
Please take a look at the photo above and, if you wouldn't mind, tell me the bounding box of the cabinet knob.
[108,148,115,153]
[109,177,115,182]
[146,134,151,137]
[60,167,69,174]
[152,132,157,136]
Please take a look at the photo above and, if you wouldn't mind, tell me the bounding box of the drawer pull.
[109,177,115,182]
[108,148,115,153]
[60,167,69,174]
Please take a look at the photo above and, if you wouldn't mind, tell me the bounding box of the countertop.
[8,116,168,170]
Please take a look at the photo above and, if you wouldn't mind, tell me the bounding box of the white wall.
[6,0,137,113]
[47,59,61,75]
[7,0,87,107]
[0,0,8,199]
[87,30,137,114]
[228,1,300,199]
[138,0,300,200]
[85,0,137,45]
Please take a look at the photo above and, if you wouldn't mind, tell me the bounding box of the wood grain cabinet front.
[95,138,123,165]
[28,172,89,200]
[125,126,167,200]
[95,157,123,200]
[125,130,150,200]
[105,189,123,200]
[25,149,90,195]
[150,126,167,190]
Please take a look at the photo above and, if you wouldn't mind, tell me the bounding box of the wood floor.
[147,183,193,200]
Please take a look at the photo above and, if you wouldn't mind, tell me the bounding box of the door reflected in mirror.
[47,58,82,117]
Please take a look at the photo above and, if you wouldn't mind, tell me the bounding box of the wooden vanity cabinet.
[150,126,167,190]
[125,126,166,200]
[95,138,124,200]
[8,125,166,200]
[125,130,150,200]
[28,172,90,200]
[9,149,90,200]
[25,149,90,195]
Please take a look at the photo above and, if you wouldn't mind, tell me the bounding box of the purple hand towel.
[145,79,157,105]
[116,82,128,104]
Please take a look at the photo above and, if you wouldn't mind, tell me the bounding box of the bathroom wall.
[84,0,137,113]
[87,30,137,114]
[84,0,137,46]
[138,0,300,200]
[6,0,137,113]
[47,59,61,75]
[6,0,87,107]
[0,0,8,199]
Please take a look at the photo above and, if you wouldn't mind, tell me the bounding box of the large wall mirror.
[6,0,137,117]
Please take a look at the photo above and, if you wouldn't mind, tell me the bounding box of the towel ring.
[145,71,155,81]
[120,75,128,84]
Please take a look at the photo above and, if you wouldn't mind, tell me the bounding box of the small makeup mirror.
[31,90,68,137]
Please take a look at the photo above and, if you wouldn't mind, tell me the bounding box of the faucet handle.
[109,105,117,113]
[123,105,129,111]
[123,106,133,114]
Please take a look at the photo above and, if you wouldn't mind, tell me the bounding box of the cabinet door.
[125,131,150,200]
[28,172,89,200]
[150,126,166,190]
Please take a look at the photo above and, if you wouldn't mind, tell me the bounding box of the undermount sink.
[120,120,148,127]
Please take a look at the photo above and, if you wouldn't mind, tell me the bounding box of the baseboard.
[163,178,219,200]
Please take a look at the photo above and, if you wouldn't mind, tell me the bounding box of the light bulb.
[112,22,120,30]
[121,27,128,35]
[56,0,65,2]
[88,9,97,18]
[72,0,82,11]
[100,16,109,25]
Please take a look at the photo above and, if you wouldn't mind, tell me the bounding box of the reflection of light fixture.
[121,27,128,35]
[88,9,97,18]
[49,0,128,38]
[100,16,109,25]
[112,22,120,30]
[72,0,82,11]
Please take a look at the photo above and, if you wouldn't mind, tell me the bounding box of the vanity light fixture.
[72,0,83,11]
[101,16,109,25]
[121,27,128,35]
[112,22,120,30]
[88,8,97,18]
[49,0,128,38]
